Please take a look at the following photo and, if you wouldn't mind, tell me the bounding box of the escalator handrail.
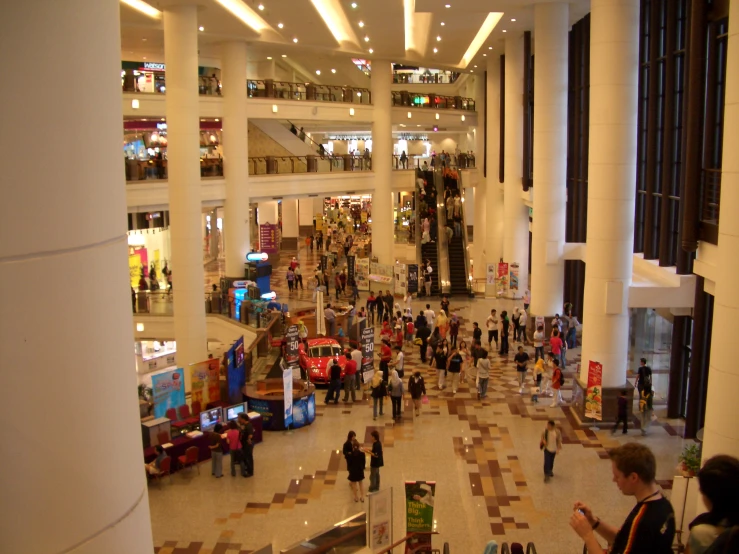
[456,170,472,291]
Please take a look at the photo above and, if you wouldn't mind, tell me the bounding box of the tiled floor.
[150,244,692,554]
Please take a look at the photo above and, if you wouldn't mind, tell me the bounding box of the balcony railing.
[391,91,475,111]
[247,79,372,104]
[701,168,721,225]
[393,70,461,84]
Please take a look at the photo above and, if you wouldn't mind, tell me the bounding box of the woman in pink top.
[226,420,245,477]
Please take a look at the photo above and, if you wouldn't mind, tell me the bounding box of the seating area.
[165,400,201,437]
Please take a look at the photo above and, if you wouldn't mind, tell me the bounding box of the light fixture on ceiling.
[489,46,493,49]
[349,108,355,116]
[258,3,264,10]
[215,118,220,122]
[502,29,507,33]
[511,18,516,22]
[358,21,364,27]
[436,36,441,41]
[474,65,477,68]
[316,70,321,75]
[278,22,284,28]
[199,26,204,31]
[407,112,412,119]
[357,91,362,96]
[132,99,140,109]
[293,37,298,43]
[364,36,369,42]
[445,4,451,7]
[142,38,147,41]
[440,22,445,26]
[470,70,474,72]
[368,48,373,54]
[435,113,439,120]
[331,68,336,73]
[416,124,421,127]
[272,104,278,113]
[267,56,273,59]
[214,0,271,34]
[311,0,361,48]
[136,323,145,332]
[433,47,438,53]
[461,115,465,121]
[460,12,503,66]
[351,2,357,7]
[160,118,165,121]
[282,54,287,57]
[121,0,161,19]
[483,54,487,56]
[142,56,147,59]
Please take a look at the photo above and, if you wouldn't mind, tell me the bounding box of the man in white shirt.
[486,309,499,350]
[324,304,337,337]
[518,308,528,345]
[351,346,363,391]
[423,304,436,333]
[394,348,405,378]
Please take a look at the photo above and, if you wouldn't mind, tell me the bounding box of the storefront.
[121,61,221,94]
[136,340,177,374]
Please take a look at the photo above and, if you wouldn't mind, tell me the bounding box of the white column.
[222,41,251,277]
[258,201,279,225]
[530,3,569,316]
[299,199,314,227]
[164,5,208,380]
[473,74,487,275]
[504,34,531,297]
[371,60,393,264]
[579,0,639,387]
[0,0,154,551]
[282,199,299,247]
[703,0,739,461]
[486,54,504,279]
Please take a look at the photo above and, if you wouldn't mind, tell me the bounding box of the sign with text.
[368,487,393,552]
[407,264,419,294]
[347,255,356,285]
[394,263,407,295]
[283,366,293,427]
[509,262,520,292]
[369,262,394,284]
[361,326,375,381]
[227,336,246,404]
[152,368,185,418]
[486,263,497,286]
[405,481,436,533]
[585,360,603,421]
[356,257,370,291]
[496,262,509,296]
[189,358,221,407]
[259,223,278,254]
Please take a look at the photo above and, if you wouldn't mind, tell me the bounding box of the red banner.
[585,360,603,421]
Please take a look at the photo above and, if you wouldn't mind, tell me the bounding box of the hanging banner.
[227,336,246,404]
[405,481,436,533]
[283,365,293,427]
[585,360,603,421]
[152,368,186,418]
[394,263,407,295]
[496,262,509,296]
[370,262,394,284]
[509,262,520,292]
[356,257,370,291]
[347,255,356,285]
[361,326,375,383]
[368,487,393,552]
[285,324,301,380]
[486,263,497,286]
[189,357,221,407]
[407,264,419,294]
[259,223,279,254]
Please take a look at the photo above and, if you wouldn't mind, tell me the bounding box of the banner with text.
[356,257,370,291]
[361,326,375,383]
[152,368,185,418]
[486,263,497,286]
[509,262,520,292]
[394,263,407,295]
[407,264,419,294]
[496,262,509,296]
[405,481,436,533]
[347,255,356,286]
[368,487,393,552]
[227,336,246,404]
[285,324,302,380]
[189,358,221,407]
[283,365,293,427]
[259,223,279,254]
[369,262,394,284]
[585,360,603,421]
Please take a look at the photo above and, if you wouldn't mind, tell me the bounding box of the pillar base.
[570,378,636,426]
[282,237,298,250]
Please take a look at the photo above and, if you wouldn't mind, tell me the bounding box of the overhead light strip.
[214,0,272,34]
[120,0,161,19]
[460,12,503,67]
[310,0,361,49]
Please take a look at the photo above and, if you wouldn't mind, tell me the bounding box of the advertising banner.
[283,366,293,427]
[152,368,185,418]
[315,290,326,336]
[407,264,419,294]
[259,223,279,254]
[486,263,497,286]
[405,481,436,533]
[368,487,393,552]
[291,394,317,429]
[361,326,375,382]
[509,262,520,292]
[394,263,407,295]
[189,357,221,407]
[585,360,603,421]
[347,255,356,285]
[227,336,246,404]
[285,325,302,380]
[356,258,370,291]
[369,262,394,284]
[496,262,509,296]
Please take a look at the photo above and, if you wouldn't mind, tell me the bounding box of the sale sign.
[585,360,603,421]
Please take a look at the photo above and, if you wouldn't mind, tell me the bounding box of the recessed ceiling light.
[267,56,272,59]
[143,56,147,59]
[198,26,204,31]
[142,38,147,41]
[358,21,364,27]
[351,2,357,7]
[502,29,507,33]
[282,54,287,57]
[483,54,487,57]
[331,68,336,73]
[433,47,438,53]
[316,70,321,75]
[258,3,264,10]
[488,46,493,49]
[436,36,441,41]
[368,48,373,53]
[511,18,516,22]
[161,118,165,121]
[215,118,220,122]
[364,36,369,42]
[417,124,421,127]
[474,65,477,68]
[440,22,445,26]
[445,4,451,8]
[278,22,283,28]
[293,37,298,43]
[470,70,473,72]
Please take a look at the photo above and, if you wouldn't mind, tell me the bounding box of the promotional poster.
[509,262,520,292]
[486,263,497,285]
[189,357,221,407]
[227,336,246,404]
[394,263,407,295]
[407,264,419,294]
[585,360,603,421]
[356,257,370,291]
[405,481,436,533]
[152,368,185,418]
[283,365,293,427]
[496,262,509,295]
[368,488,393,552]
[361,326,375,382]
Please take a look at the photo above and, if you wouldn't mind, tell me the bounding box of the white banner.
[315,290,326,336]
[356,257,370,291]
[283,366,293,426]
[368,487,393,552]
[394,263,407,295]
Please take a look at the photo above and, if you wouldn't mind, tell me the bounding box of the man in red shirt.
[342,352,358,403]
[550,329,565,370]
[379,339,393,383]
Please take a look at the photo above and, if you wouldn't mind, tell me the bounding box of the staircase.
[447,235,468,295]
[421,241,440,296]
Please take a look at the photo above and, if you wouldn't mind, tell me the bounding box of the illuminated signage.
[142,62,165,72]
[260,291,277,300]
[246,252,269,262]
[232,280,256,288]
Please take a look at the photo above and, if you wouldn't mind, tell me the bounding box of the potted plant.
[677,443,701,477]
[138,384,153,418]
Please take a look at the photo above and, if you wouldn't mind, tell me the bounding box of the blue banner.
[227,336,246,404]
[152,368,186,418]
[292,394,316,429]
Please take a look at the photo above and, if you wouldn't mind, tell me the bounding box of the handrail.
[377,532,439,554]
[391,91,476,111]
[247,79,372,104]
[284,119,326,155]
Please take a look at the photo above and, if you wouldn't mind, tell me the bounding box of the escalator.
[438,168,470,296]
[416,169,441,296]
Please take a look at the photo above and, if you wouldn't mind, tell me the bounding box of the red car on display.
[299,338,346,384]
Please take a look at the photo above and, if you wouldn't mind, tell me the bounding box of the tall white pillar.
[473,74,487,275]
[504,34,531,297]
[530,3,568,316]
[258,201,279,225]
[579,0,639,387]
[371,60,393,265]
[486,54,504,279]
[299,198,314,227]
[0,0,153,551]
[164,5,208,379]
[703,0,739,461]
[222,41,251,277]
[282,199,299,249]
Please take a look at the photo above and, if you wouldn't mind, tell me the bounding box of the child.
[531,385,541,403]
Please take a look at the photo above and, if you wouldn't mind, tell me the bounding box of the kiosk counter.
[245,379,316,431]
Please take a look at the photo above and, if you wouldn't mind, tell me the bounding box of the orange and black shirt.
[610,496,675,554]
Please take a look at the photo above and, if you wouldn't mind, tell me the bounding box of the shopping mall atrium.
[3,0,739,552]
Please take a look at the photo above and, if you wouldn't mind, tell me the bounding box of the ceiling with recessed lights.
[120,0,590,87]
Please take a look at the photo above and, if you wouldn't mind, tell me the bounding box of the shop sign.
[258,224,278,254]
[407,264,418,293]
[142,62,165,72]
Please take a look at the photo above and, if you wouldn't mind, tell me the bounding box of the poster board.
[368,487,393,552]
[361,326,375,383]
[405,481,436,533]
[496,262,509,296]
[356,257,370,291]
[509,262,520,293]
[152,368,185,418]
[407,264,419,294]
[369,262,394,284]
[227,336,246,404]
[189,358,221,407]
[585,361,603,421]
[394,263,407,295]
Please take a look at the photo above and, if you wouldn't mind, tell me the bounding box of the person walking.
[408,371,427,416]
[367,430,384,492]
[226,421,246,477]
[237,412,254,477]
[550,329,565,370]
[434,343,447,390]
[486,309,499,351]
[343,430,356,480]
[389,369,404,419]
[347,438,366,502]
[370,370,387,420]
[424,264,433,297]
[565,311,579,349]
[512,308,521,343]
[514,346,530,394]
[436,309,448,340]
[518,307,528,345]
[379,339,392,382]
[499,311,511,355]
[416,319,431,363]
[324,359,342,404]
[423,304,436,333]
[533,355,544,403]
[208,423,224,478]
[449,312,459,348]
[446,346,463,394]
[533,325,545,362]
[366,291,376,325]
[393,346,405,379]
[286,267,295,294]
[375,292,385,325]
[476,349,491,400]
[342,352,358,403]
[550,359,564,408]
[540,420,562,482]
[612,390,629,435]
[635,358,652,396]
[295,265,303,290]
[334,272,342,300]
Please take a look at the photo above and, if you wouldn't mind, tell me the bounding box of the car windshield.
[309,346,333,358]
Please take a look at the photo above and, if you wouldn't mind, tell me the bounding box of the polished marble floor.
[151,245,692,554]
